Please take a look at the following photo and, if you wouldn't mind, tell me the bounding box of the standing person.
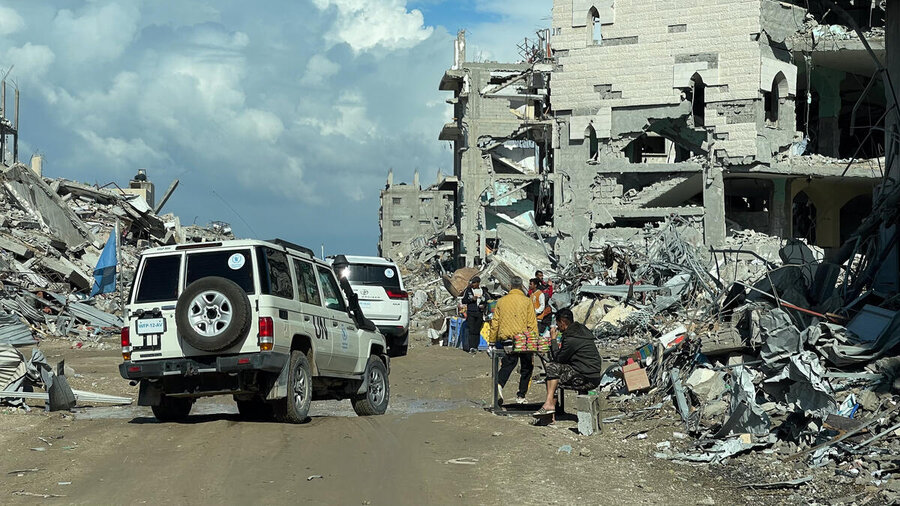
[534,308,605,419]
[535,270,554,299]
[489,276,539,404]
[461,277,485,353]
[529,278,552,335]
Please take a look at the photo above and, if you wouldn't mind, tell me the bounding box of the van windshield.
[344,263,401,289]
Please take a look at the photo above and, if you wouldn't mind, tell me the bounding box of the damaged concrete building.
[434,30,556,267]
[379,169,457,261]
[378,1,895,288]
[550,0,889,260]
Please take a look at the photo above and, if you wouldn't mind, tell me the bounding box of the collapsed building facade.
[379,0,897,293]
[551,0,887,256]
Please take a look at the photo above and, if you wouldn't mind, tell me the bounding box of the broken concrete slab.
[38,256,93,291]
[493,223,552,280]
[0,234,33,259]
[686,368,728,402]
[0,164,96,249]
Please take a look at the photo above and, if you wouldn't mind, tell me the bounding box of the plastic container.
[448,316,465,348]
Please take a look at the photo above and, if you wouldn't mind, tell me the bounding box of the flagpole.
[116,219,123,318]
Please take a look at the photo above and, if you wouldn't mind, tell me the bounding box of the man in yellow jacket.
[489,276,539,404]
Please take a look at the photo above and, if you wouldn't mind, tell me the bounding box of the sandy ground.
[0,335,869,505]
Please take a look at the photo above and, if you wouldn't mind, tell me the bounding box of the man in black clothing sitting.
[535,308,604,416]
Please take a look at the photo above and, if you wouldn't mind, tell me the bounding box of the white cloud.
[237,109,284,144]
[299,54,340,86]
[5,43,56,79]
[77,130,164,168]
[52,2,140,63]
[466,0,552,62]
[296,91,377,139]
[0,6,25,35]
[312,0,433,51]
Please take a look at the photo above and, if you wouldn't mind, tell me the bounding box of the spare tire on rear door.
[176,276,252,352]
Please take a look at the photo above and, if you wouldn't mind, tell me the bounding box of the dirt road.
[0,338,859,505]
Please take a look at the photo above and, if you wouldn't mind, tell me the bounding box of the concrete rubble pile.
[401,203,899,499]
[553,216,900,499]
[0,162,233,407]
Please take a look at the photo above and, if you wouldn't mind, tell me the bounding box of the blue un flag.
[90,229,117,296]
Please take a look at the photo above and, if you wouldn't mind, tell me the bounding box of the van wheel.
[152,396,193,422]
[236,397,274,421]
[352,356,389,416]
[274,351,312,424]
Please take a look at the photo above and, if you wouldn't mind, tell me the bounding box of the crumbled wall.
[550,0,798,162]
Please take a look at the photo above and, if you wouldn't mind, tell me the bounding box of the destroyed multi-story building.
[550,0,888,260]
[378,169,457,261]
[433,30,556,267]
[376,1,895,277]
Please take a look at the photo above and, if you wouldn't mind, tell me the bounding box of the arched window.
[588,7,601,45]
[766,72,788,127]
[586,123,599,160]
[690,73,706,128]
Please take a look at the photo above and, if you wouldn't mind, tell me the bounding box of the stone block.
[576,394,603,436]
[0,234,33,259]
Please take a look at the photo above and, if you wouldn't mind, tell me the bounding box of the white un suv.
[118,239,390,423]
[328,255,409,357]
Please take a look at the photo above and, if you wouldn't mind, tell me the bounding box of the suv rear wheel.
[351,356,389,416]
[152,395,193,422]
[274,350,312,424]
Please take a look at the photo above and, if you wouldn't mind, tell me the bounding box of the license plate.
[136,318,166,335]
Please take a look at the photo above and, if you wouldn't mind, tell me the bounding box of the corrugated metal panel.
[65,301,123,328]
[47,293,123,328]
[15,296,45,323]
[0,346,25,391]
[0,312,36,346]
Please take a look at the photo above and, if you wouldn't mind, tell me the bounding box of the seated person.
[534,308,604,417]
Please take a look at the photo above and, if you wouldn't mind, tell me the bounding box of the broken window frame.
[691,73,706,128]
[766,72,788,128]
[588,7,601,46]
[586,123,599,161]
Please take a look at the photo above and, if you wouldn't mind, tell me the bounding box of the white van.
[329,255,409,357]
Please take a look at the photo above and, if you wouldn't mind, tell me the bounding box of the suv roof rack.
[270,239,316,258]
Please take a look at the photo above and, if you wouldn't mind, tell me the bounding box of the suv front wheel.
[274,350,312,424]
[352,356,389,416]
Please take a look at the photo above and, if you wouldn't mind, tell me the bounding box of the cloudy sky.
[0,0,551,255]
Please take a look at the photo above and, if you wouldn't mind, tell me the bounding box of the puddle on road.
[76,399,237,421]
[76,397,474,421]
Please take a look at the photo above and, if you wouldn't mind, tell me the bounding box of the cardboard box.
[624,367,651,392]
[622,361,641,373]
